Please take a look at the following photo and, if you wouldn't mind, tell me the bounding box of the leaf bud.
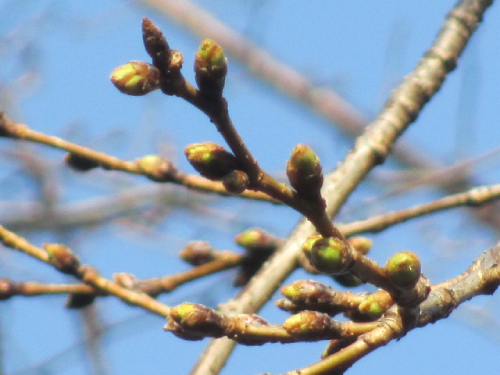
[184,142,238,180]
[222,170,249,194]
[283,311,333,340]
[64,153,99,172]
[43,243,80,275]
[385,251,421,290]
[286,144,323,197]
[110,61,160,96]
[194,39,227,97]
[179,241,218,266]
[142,18,170,65]
[234,228,280,252]
[303,236,352,275]
[137,155,175,182]
[169,303,224,337]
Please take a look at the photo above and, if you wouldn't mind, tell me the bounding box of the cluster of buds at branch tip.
[110,61,160,96]
[64,153,99,172]
[195,39,227,97]
[286,144,324,199]
[184,142,238,180]
[385,251,421,290]
[136,155,175,182]
[303,236,353,275]
[43,243,80,275]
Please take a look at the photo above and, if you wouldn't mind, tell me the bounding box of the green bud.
[283,311,331,339]
[222,170,249,194]
[194,39,227,96]
[235,228,279,251]
[302,234,323,257]
[286,144,323,197]
[170,303,224,337]
[64,153,99,172]
[304,237,352,275]
[110,61,160,96]
[358,291,394,320]
[184,142,238,180]
[43,243,80,275]
[386,251,421,289]
[137,155,174,182]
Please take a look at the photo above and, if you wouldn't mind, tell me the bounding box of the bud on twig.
[142,18,170,64]
[385,251,421,290]
[234,228,280,252]
[185,142,238,180]
[137,155,174,182]
[358,290,394,319]
[64,153,99,172]
[283,311,335,340]
[286,144,323,197]
[303,236,352,275]
[43,243,80,275]
[179,241,218,266]
[222,170,249,194]
[194,39,227,97]
[169,303,225,337]
[110,61,160,96]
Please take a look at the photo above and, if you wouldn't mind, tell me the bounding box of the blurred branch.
[189,0,494,373]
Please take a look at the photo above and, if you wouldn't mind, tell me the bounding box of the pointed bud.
[386,251,421,290]
[137,155,174,182]
[179,241,218,266]
[286,144,323,197]
[194,39,227,97]
[185,142,238,180]
[142,18,170,65]
[64,153,99,172]
[347,237,372,255]
[43,243,80,275]
[303,236,352,275]
[222,170,249,194]
[110,61,160,96]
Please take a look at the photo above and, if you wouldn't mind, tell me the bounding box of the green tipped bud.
[386,251,421,290]
[222,170,249,194]
[179,241,217,266]
[286,144,323,197]
[194,39,227,97]
[64,153,99,172]
[347,236,372,255]
[43,243,80,275]
[283,311,332,339]
[137,155,174,182]
[302,234,323,256]
[358,291,394,320]
[234,228,280,252]
[184,142,238,180]
[110,61,160,96]
[304,237,352,275]
[281,280,331,304]
[142,18,170,64]
[170,303,224,337]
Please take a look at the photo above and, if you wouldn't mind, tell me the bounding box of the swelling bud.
[286,144,323,197]
[110,61,160,96]
[386,251,421,289]
[194,39,227,96]
[185,142,238,180]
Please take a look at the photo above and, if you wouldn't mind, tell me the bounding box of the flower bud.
[283,311,333,340]
[179,241,217,266]
[43,243,80,275]
[303,237,352,275]
[194,39,227,97]
[110,61,160,96]
[137,155,174,182]
[234,228,280,252]
[358,290,394,320]
[386,251,421,290]
[286,144,323,197]
[222,170,249,194]
[64,153,99,172]
[184,142,238,180]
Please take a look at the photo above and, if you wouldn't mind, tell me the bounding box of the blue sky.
[1,1,500,374]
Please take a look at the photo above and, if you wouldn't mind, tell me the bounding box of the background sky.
[1,1,500,374]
